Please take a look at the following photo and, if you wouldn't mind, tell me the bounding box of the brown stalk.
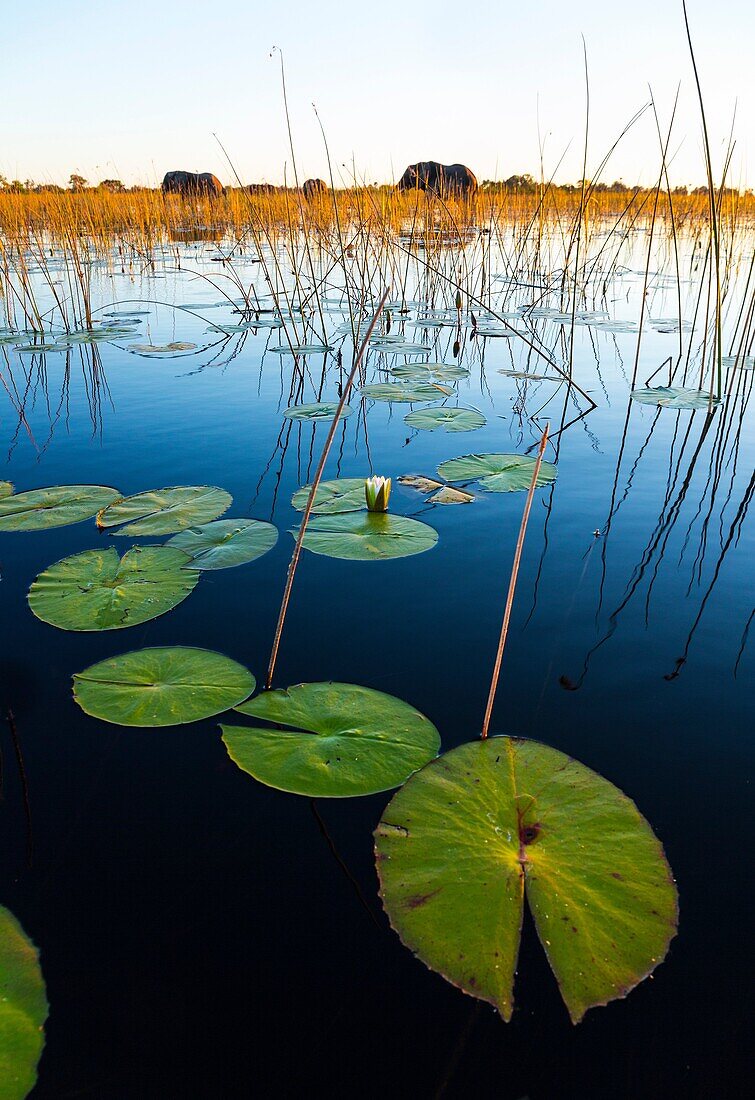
[481,424,549,740]
[265,286,390,689]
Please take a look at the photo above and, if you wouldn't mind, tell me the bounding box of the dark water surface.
[0,246,752,1098]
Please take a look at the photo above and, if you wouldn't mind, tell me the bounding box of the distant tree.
[691,185,708,195]
[503,174,536,193]
[69,173,88,192]
[672,185,689,195]
[99,179,126,192]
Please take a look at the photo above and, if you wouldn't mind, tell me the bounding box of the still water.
[0,235,752,1097]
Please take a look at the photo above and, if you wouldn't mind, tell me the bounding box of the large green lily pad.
[221,681,440,797]
[97,486,232,536]
[28,545,199,631]
[0,485,120,532]
[296,512,438,560]
[360,382,452,403]
[630,387,722,409]
[404,407,486,433]
[0,905,48,1100]
[168,519,277,570]
[291,478,367,515]
[73,647,255,727]
[437,453,557,492]
[282,402,353,421]
[375,737,678,1024]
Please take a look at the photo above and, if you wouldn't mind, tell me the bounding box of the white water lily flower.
[365,475,391,513]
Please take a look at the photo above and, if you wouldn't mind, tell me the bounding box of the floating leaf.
[282,402,353,421]
[97,486,232,536]
[221,681,440,797]
[630,387,722,409]
[438,453,557,492]
[497,370,555,382]
[28,545,198,631]
[428,486,475,504]
[391,363,469,381]
[375,736,678,1024]
[291,478,367,514]
[73,647,255,727]
[360,382,452,403]
[127,342,197,354]
[0,482,13,499]
[102,310,151,318]
[269,343,331,356]
[0,906,48,1100]
[168,519,277,570]
[0,485,120,532]
[722,354,754,370]
[398,475,444,494]
[404,407,486,433]
[369,340,431,354]
[296,512,438,560]
[14,343,71,354]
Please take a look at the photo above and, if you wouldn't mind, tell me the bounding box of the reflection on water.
[0,223,752,1097]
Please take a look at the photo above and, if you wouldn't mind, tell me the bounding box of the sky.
[2,0,753,189]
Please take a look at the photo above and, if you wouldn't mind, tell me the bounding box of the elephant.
[395,162,478,198]
[302,178,328,199]
[161,171,225,197]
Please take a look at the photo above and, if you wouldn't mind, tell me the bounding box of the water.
[0,235,752,1098]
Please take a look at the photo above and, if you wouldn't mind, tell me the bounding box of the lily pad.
[282,402,353,421]
[167,519,277,570]
[0,485,120,532]
[360,382,452,403]
[296,512,438,560]
[630,387,722,409]
[404,408,486,433]
[0,906,48,1100]
[291,478,367,514]
[391,363,469,381]
[97,486,232,536]
[398,475,444,493]
[428,486,475,504]
[369,340,431,354]
[437,453,557,493]
[127,342,197,354]
[28,545,199,631]
[73,647,255,727]
[269,344,331,356]
[375,736,678,1024]
[0,482,13,499]
[722,355,754,370]
[221,681,440,797]
[14,343,71,354]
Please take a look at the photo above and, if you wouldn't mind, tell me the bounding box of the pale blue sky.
[3,1,753,188]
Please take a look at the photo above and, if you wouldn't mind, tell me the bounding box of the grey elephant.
[302,178,328,198]
[161,171,224,197]
[396,162,478,198]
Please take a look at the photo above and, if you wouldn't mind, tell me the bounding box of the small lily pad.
[28,545,199,631]
[221,681,440,797]
[296,512,438,560]
[269,344,331,356]
[391,363,469,381]
[630,387,722,409]
[291,478,367,514]
[14,343,70,353]
[0,905,48,1100]
[398,475,444,494]
[437,453,557,493]
[404,407,486,433]
[97,486,232,536]
[428,486,475,504]
[369,340,431,354]
[128,342,197,354]
[73,647,255,727]
[722,355,754,370]
[0,482,13,499]
[0,485,121,532]
[282,402,353,421]
[167,519,277,570]
[360,382,452,403]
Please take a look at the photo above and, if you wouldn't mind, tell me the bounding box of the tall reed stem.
[481,425,549,740]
